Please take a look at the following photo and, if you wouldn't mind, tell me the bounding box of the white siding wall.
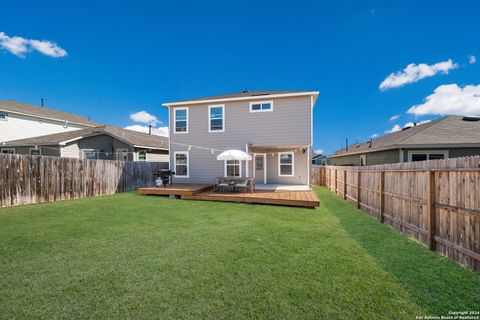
[0,113,87,142]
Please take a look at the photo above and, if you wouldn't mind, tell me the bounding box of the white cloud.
[389,115,399,121]
[469,55,476,64]
[129,111,159,125]
[124,125,169,137]
[379,59,458,90]
[371,133,379,138]
[0,32,67,58]
[314,149,324,155]
[385,124,401,133]
[407,84,480,116]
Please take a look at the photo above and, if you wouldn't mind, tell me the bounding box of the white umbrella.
[217,150,252,176]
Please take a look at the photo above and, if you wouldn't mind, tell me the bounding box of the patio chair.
[235,179,250,193]
[217,178,230,193]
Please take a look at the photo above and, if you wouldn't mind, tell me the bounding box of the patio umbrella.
[217,150,252,176]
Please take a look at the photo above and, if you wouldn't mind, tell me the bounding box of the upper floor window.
[249,101,273,113]
[174,108,188,133]
[208,105,224,132]
[0,113,7,121]
[278,152,294,176]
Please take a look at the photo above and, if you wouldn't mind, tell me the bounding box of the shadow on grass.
[315,187,480,316]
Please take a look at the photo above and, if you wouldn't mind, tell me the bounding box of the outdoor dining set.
[213,177,255,194]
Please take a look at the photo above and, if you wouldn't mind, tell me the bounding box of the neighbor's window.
[138,151,147,161]
[209,105,224,132]
[409,151,448,162]
[83,149,98,160]
[174,108,188,133]
[1,148,15,154]
[175,152,189,177]
[278,152,294,176]
[117,149,129,161]
[225,160,241,177]
[0,113,6,121]
[30,148,41,156]
[249,101,273,113]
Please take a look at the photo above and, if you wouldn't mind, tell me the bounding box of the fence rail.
[312,156,480,273]
[0,154,168,208]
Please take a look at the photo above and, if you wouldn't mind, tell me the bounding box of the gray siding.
[330,149,400,166]
[169,96,312,184]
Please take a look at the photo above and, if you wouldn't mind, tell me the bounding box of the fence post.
[334,169,338,194]
[379,170,385,223]
[427,170,436,251]
[343,170,347,200]
[356,170,361,209]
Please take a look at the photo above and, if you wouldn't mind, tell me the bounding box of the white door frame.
[253,153,267,184]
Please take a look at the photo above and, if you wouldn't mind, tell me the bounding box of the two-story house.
[0,100,99,144]
[163,90,318,189]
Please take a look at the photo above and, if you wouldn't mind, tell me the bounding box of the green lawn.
[0,187,478,319]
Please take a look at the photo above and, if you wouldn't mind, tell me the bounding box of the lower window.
[1,148,15,154]
[117,149,129,161]
[83,149,98,160]
[409,151,448,162]
[225,160,241,177]
[278,152,294,176]
[138,151,147,161]
[29,148,41,156]
[175,152,189,177]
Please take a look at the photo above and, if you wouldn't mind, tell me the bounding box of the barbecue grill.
[155,169,175,187]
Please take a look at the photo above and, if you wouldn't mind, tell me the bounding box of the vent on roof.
[462,116,480,122]
[402,126,412,131]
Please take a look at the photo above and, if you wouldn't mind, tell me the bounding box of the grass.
[0,187,478,319]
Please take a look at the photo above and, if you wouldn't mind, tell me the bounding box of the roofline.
[328,143,480,158]
[133,145,168,150]
[0,108,98,127]
[162,91,320,107]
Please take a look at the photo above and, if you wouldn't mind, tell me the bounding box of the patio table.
[214,177,255,193]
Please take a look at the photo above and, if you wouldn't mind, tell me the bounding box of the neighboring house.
[163,90,319,187]
[0,100,100,142]
[1,125,168,162]
[329,115,480,166]
[312,153,328,165]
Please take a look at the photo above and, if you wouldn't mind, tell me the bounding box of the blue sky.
[1,1,479,154]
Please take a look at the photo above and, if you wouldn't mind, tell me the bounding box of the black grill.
[155,169,175,187]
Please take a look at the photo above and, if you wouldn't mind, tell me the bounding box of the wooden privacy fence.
[312,156,480,273]
[0,154,168,208]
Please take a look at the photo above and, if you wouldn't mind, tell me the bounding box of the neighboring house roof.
[162,90,319,106]
[1,125,169,150]
[0,100,100,127]
[330,116,480,158]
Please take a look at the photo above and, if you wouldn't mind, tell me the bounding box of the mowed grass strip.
[0,187,478,319]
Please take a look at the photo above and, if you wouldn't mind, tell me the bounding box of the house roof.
[162,90,319,106]
[0,100,100,127]
[330,116,480,158]
[1,125,169,150]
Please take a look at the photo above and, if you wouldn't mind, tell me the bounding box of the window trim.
[173,107,189,134]
[29,147,42,156]
[224,160,242,177]
[208,104,225,133]
[278,152,294,177]
[0,112,7,121]
[1,147,15,154]
[174,151,189,178]
[82,149,98,160]
[407,150,449,162]
[249,100,273,113]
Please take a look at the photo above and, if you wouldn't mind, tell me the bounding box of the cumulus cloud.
[129,111,159,125]
[371,133,379,138]
[385,124,401,134]
[124,125,169,137]
[407,84,480,116]
[314,149,324,155]
[469,55,476,64]
[389,115,399,121]
[379,59,458,90]
[0,32,67,58]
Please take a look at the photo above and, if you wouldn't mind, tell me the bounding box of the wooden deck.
[138,184,213,196]
[138,184,319,208]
